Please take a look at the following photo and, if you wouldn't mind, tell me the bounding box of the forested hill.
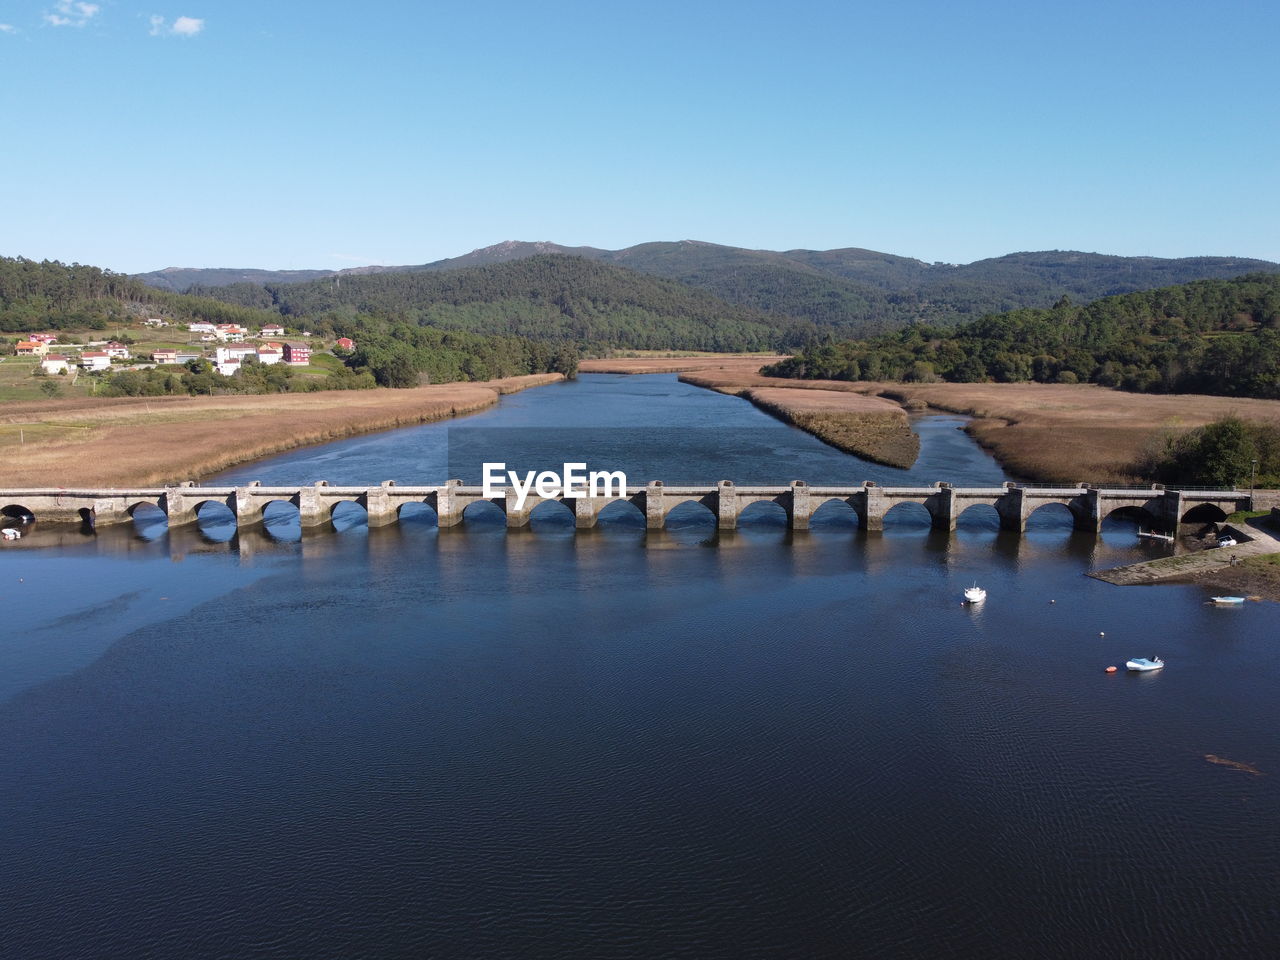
[140,241,1280,337]
[191,255,796,351]
[764,273,1280,399]
[0,256,286,331]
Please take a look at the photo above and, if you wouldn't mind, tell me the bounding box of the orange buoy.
[1105,666,1118,673]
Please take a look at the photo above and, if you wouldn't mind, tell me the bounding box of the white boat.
[1,528,20,541]
[963,585,986,604]
[1126,657,1164,672]
[1209,596,1246,605]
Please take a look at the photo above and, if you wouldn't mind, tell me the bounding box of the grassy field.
[0,373,562,487]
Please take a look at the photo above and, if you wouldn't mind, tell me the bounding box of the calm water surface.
[1,375,1276,958]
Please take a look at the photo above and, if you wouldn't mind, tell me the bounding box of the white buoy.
[1100,631,1105,636]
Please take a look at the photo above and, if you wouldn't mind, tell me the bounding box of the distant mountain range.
[136,241,1280,336]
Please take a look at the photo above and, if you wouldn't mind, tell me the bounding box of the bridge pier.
[574,497,599,528]
[929,484,956,532]
[646,482,665,529]
[787,481,811,530]
[717,481,737,530]
[233,489,263,527]
[364,485,399,527]
[862,486,885,532]
[504,490,532,528]
[995,487,1028,532]
[296,485,328,528]
[434,480,464,527]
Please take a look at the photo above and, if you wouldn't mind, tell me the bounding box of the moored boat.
[1209,596,1246,605]
[963,585,986,604]
[1125,657,1164,672]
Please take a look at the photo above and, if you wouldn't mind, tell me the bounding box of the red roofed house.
[335,337,355,351]
[104,342,131,359]
[29,333,58,344]
[256,344,283,365]
[16,341,47,357]
[261,324,286,338]
[41,354,69,374]
[283,342,311,366]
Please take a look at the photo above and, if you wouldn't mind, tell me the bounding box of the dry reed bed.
[737,388,920,469]
[582,357,1280,482]
[0,373,562,487]
[859,383,1280,483]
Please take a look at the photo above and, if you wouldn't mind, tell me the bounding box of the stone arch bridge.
[0,481,1263,534]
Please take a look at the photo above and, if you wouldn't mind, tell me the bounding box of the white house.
[188,322,216,333]
[214,357,241,376]
[261,324,285,338]
[153,349,180,364]
[104,342,131,359]
[41,354,70,374]
[215,344,259,365]
[256,345,283,365]
[79,351,112,372]
[143,318,168,327]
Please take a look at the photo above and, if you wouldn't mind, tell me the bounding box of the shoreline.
[580,357,922,469]
[0,373,563,488]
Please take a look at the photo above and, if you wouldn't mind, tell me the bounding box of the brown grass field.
[866,382,1280,482]
[581,357,1280,482]
[0,373,562,487]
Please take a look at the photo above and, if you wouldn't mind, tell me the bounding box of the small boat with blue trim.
[1209,596,1246,605]
[1126,657,1164,672]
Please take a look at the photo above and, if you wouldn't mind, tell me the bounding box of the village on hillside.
[3,319,357,398]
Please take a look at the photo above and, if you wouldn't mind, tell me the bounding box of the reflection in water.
[0,374,1274,959]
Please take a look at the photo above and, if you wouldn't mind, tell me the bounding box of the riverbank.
[1091,518,1280,601]
[0,373,562,487]
[580,357,921,468]
[581,359,1280,483]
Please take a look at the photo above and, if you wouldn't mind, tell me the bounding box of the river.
[1,374,1276,958]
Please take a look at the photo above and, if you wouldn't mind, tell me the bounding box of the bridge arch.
[738,500,788,526]
[1104,504,1157,528]
[597,499,646,526]
[396,500,438,524]
[461,499,506,525]
[1181,502,1229,524]
[1025,501,1078,531]
[956,502,1000,529]
[810,497,859,528]
[664,498,717,528]
[127,501,168,534]
[258,497,301,520]
[192,499,237,541]
[1,503,36,523]
[330,499,369,531]
[882,500,933,527]
[528,498,576,524]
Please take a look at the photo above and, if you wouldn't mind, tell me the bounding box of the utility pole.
[1251,458,1258,499]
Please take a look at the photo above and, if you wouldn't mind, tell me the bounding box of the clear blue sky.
[2,0,1277,273]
